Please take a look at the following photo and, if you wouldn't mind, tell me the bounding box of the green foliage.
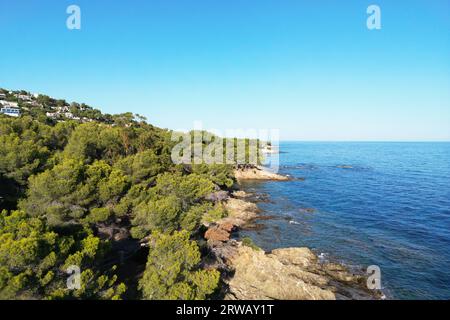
[131,172,215,238]
[241,237,261,251]
[0,88,266,300]
[0,210,125,300]
[139,230,219,300]
[84,207,112,224]
[131,196,182,237]
[150,172,215,209]
[201,203,227,225]
[62,123,105,163]
[183,130,264,166]
[113,182,150,217]
[0,116,67,208]
[191,164,234,188]
[20,159,128,227]
[115,150,167,184]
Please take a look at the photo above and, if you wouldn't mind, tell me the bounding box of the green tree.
[0,89,266,301]
[150,172,215,209]
[0,210,125,300]
[20,159,128,227]
[0,116,52,185]
[130,172,215,238]
[139,230,219,300]
[115,150,166,184]
[63,123,104,163]
[191,164,234,188]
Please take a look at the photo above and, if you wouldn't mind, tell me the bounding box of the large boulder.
[225,245,335,300]
[219,198,260,227]
[221,245,380,300]
[220,222,235,233]
[205,225,231,242]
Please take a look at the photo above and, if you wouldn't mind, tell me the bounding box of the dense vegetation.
[0,89,258,300]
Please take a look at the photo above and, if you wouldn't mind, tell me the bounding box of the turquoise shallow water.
[239,142,450,300]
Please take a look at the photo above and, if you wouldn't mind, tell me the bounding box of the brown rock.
[220,222,235,233]
[213,197,260,228]
[232,190,249,198]
[225,245,335,300]
[271,247,317,268]
[234,166,290,182]
[205,226,231,242]
[222,244,380,300]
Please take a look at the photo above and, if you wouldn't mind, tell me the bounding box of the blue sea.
[239,142,450,300]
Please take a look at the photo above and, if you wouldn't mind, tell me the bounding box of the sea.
[239,142,450,299]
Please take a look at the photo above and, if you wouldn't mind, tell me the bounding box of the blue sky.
[1,0,449,141]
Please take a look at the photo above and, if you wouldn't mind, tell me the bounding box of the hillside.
[0,88,249,300]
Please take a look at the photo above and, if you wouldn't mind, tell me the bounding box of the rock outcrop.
[204,194,258,241]
[205,190,229,202]
[204,191,259,241]
[212,243,380,300]
[219,196,260,227]
[205,223,235,242]
[234,166,290,182]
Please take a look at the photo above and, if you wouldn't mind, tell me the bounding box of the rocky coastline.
[234,165,291,182]
[204,167,382,300]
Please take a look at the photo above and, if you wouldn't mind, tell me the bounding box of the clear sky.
[1,0,449,141]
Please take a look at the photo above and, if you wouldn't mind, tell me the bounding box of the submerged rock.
[299,207,316,214]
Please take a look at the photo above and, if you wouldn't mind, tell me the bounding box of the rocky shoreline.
[234,165,291,182]
[204,168,382,300]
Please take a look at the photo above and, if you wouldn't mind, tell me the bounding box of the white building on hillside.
[27,100,42,107]
[57,106,70,112]
[1,106,20,117]
[1,101,19,108]
[16,94,32,101]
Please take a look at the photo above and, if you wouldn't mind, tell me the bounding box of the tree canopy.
[0,88,265,300]
[139,230,219,300]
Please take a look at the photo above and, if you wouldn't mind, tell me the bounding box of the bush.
[139,230,220,300]
[241,237,261,251]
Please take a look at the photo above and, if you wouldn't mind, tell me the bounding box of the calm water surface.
[239,142,450,299]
